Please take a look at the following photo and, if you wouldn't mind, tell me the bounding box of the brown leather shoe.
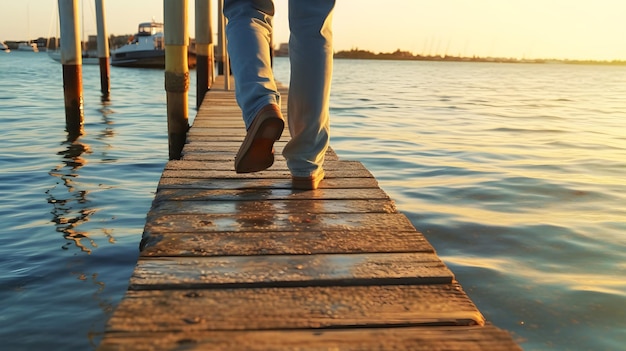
[235,104,285,173]
[292,169,325,190]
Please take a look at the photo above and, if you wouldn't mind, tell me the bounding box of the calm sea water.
[1,52,625,350]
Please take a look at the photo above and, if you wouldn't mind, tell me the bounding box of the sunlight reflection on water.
[0,52,184,350]
[307,59,626,351]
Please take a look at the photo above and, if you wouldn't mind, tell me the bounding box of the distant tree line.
[332,48,626,65]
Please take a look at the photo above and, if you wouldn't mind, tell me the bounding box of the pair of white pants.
[224,0,335,177]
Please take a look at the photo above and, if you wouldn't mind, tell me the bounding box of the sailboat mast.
[81,0,85,53]
[26,4,30,43]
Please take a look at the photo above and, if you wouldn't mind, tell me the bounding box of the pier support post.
[217,0,230,90]
[58,0,84,138]
[95,0,110,98]
[164,0,190,160]
[195,0,214,108]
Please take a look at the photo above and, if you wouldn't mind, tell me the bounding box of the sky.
[1,0,625,61]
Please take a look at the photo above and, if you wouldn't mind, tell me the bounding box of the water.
[0,51,184,350]
[1,52,625,350]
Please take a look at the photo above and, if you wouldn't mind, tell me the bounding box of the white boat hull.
[111,50,165,68]
[48,50,101,65]
[109,20,196,69]
[18,42,38,52]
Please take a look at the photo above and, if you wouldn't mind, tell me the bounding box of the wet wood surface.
[97,77,522,350]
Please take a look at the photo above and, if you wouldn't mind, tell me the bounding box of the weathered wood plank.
[181,144,340,161]
[164,159,360,172]
[160,168,372,180]
[183,140,287,151]
[157,177,380,190]
[106,285,484,332]
[98,325,522,351]
[181,151,341,162]
[149,198,396,215]
[160,160,366,178]
[144,212,415,233]
[183,127,245,135]
[140,230,435,257]
[178,150,339,163]
[187,119,244,126]
[130,253,452,289]
[183,134,246,142]
[152,188,390,204]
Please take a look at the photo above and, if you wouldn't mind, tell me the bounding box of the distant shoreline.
[274,47,626,66]
[332,49,626,66]
[6,37,624,66]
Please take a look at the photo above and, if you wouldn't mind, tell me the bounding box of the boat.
[19,5,39,53]
[0,41,9,52]
[47,50,101,65]
[111,21,195,68]
[47,1,100,65]
[17,42,39,52]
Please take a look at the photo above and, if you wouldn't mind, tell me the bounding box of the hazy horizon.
[1,0,625,61]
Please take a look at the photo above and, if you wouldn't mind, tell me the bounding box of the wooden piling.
[217,0,230,90]
[164,0,190,160]
[58,0,84,137]
[95,0,110,98]
[195,0,214,109]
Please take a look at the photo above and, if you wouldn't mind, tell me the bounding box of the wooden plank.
[161,160,365,175]
[140,230,435,257]
[157,177,380,189]
[184,142,296,153]
[130,253,452,289]
[144,212,415,233]
[149,198,396,215]
[185,121,245,127]
[183,133,246,141]
[181,145,341,162]
[182,152,341,161]
[106,285,484,332]
[178,151,337,163]
[183,129,247,139]
[164,159,359,172]
[160,167,372,180]
[152,188,390,203]
[98,325,522,351]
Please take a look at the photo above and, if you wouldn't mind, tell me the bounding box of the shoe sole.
[235,105,284,173]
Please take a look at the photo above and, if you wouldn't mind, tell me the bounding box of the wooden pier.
[97,77,522,350]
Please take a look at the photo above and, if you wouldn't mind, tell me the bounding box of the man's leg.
[224,0,280,129]
[283,0,335,183]
[224,0,284,173]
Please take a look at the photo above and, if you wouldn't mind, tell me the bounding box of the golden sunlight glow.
[2,0,626,61]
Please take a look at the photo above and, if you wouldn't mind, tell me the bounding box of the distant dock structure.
[274,42,289,57]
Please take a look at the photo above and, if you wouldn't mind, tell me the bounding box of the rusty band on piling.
[62,64,84,136]
[165,71,190,93]
[165,45,189,93]
[99,57,110,96]
[165,45,189,160]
